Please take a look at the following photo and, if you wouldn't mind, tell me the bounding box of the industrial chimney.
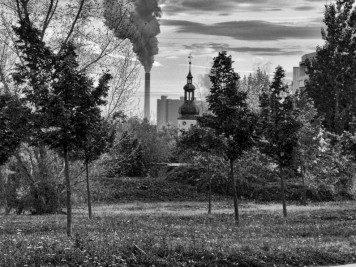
[144,72,150,120]
[103,0,160,122]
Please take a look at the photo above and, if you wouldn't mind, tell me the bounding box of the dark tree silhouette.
[199,51,258,224]
[259,66,301,217]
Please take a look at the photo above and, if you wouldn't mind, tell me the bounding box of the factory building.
[292,52,316,92]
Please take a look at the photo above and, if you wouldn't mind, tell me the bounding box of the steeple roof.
[178,54,199,118]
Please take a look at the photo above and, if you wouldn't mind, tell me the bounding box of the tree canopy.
[305,0,356,134]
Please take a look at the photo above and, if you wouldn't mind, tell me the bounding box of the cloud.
[183,43,303,56]
[160,0,319,14]
[162,19,323,41]
[294,6,317,11]
[153,61,163,67]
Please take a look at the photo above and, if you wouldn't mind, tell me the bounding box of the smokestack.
[103,0,161,120]
[144,72,150,120]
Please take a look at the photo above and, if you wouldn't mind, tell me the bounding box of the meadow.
[1,201,356,266]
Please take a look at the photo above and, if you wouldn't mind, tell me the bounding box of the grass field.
[1,201,356,266]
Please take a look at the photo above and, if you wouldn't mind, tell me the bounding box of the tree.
[77,103,114,219]
[13,21,111,236]
[294,94,324,205]
[199,51,258,224]
[259,66,301,217]
[178,126,224,214]
[240,68,270,112]
[305,0,356,134]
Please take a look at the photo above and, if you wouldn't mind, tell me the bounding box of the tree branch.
[41,0,59,40]
[58,0,85,54]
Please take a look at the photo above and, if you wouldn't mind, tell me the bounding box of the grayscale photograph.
[0,0,356,266]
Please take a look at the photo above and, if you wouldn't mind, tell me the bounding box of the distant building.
[292,52,316,92]
[177,56,200,132]
[156,96,184,128]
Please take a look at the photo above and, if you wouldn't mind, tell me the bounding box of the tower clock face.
[182,121,186,126]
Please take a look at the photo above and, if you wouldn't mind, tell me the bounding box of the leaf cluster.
[0,93,30,165]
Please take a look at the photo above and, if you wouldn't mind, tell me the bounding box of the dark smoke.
[103,0,161,73]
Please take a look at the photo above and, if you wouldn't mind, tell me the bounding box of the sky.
[133,0,329,121]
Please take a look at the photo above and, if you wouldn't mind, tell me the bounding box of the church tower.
[178,54,199,131]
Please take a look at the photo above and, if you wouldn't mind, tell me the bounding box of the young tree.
[178,126,224,214]
[77,100,114,219]
[199,51,258,224]
[305,0,356,134]
[259,66,301,217]
[13,21,111,236]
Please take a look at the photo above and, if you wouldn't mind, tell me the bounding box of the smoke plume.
[103,0,161,73]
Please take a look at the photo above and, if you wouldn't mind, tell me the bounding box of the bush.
[166,166,202,186]
[5,175,62,214]
[29,181,61,214]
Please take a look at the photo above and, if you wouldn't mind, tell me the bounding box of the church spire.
[177,53,199,132]
[187,53,193,83]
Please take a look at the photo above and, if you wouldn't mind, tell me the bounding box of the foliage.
[305,0,356,134]
[105,117,176,177]
[13,21,110,150]
[235,147,275,197]
[259,66,302,216]
[201,51,257,162]
[3,149,66,215]
[290,93,356,201]
[177,126,228,213]
[1,202,356,266]
[0,94,29,166]
[91,176,212,202]
[240,68,270,112]
[260,66,301,168]
[108,130,147,177]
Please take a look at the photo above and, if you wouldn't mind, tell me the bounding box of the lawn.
[1,201,356,266]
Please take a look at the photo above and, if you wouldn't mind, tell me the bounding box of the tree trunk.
[301,165,307,206]
[0,167,9,215]
[38,144,50,182]
[85,160,92,219]
[206,156,212,215]
[4,199,10,215]
[63,146,72,237]
[208,175,212,214]
[230,159,239,224]
[280,167,287,217]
